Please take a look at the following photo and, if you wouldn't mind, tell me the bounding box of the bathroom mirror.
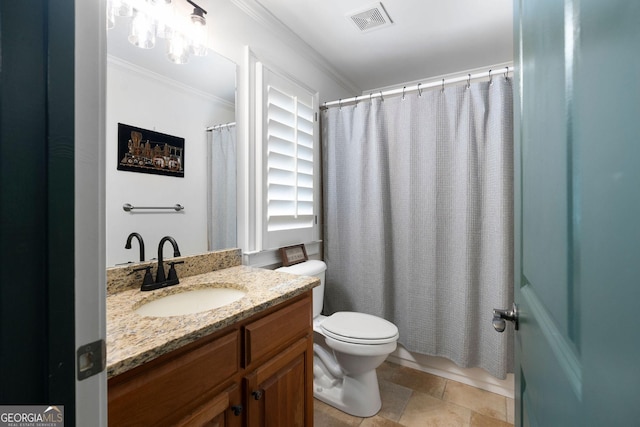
[106,19,237,267]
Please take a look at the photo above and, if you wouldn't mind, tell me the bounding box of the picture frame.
[117,123,185,178]
[279,244,308,267]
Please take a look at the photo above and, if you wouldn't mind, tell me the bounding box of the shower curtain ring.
[380,91,384,102]
[441,79,445,92]
[417,83,423,97]
[504,66,509,79]
[402,86,406,100]
[354,95,359,107]
[370,93,373,104]
[338,99,342,110]
[467,74,471,89]
[489,69,493,85]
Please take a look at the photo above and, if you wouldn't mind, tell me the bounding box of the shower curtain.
[321,77,514,378]
[207,124,236,250]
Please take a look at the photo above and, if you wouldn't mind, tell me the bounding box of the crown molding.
[107,55,235,111]
[228,0,361,95]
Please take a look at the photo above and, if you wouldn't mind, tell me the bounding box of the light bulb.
[128,8,156,49]
[154,0,173,39]
[167,32,189,64]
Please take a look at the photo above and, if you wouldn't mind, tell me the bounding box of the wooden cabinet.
[243,297,313,426]
[176,384,243,427]
[245,338,312,426]
[243,298,310,366]
[108,331,240,426]
[108,291,313,427]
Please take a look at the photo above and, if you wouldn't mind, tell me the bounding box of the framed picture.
[117,123,185,178]
[279,244,308,267]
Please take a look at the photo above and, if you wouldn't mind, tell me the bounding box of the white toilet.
[276,260,399,417]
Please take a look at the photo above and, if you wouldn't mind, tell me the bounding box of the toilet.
[276,260,399,417]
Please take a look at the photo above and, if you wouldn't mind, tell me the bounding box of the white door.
[75,0,107,425]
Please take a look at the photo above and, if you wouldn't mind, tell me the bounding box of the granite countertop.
[107,265,319,378]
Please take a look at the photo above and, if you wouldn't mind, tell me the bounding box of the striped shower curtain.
[321,77,514,378]
[207,124,236,251]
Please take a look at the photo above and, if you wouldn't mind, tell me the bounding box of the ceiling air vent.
[348,2,393,33]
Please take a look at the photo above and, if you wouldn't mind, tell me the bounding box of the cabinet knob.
[231,405,243,416]
[251,390,263,400]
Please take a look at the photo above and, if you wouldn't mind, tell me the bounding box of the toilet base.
[313,369,382,418]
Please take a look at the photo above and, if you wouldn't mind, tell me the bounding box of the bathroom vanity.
[106,249,318,426]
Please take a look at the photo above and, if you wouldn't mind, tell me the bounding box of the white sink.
[135,287,247,317]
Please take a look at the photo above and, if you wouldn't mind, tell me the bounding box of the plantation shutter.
[266,85,314,231]
[260,65,318,250]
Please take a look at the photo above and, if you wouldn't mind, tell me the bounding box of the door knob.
[493,303,519,332]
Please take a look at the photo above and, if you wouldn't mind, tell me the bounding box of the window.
[258,64,319,250]
[266,85,314,230]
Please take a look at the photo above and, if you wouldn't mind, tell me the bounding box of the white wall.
[105,59,234,266]
[207,0,357,103]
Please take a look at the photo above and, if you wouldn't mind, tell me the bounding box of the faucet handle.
[167,261,184,282]
[130,265,149,274]
[131,266,154,288]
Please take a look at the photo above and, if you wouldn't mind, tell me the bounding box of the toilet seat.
[321,312,399,345]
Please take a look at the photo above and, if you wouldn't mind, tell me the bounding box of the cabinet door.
[245,338,312,427]
[244,296,311,367]
[108,331,239,426]
[177,385,243,427]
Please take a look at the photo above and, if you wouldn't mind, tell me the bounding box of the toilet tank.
[276,260,326,318]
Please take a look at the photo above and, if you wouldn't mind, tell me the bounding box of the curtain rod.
[321,66,513,110]
[206,122,236,132]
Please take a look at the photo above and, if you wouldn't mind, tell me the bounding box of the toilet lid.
[321,312,399,344]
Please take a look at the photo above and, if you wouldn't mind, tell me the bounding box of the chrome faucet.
[125,232,145,262]
[155,236,181,284]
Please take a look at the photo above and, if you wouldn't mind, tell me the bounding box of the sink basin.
[135,287,247,317]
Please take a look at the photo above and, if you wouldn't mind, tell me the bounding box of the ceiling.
[106,7,236,104]
[253,0,514,92]
[106,0,513,98]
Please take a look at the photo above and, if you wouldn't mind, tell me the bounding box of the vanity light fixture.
[107,0,208,64]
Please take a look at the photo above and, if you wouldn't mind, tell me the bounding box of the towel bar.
[123,203,184,212]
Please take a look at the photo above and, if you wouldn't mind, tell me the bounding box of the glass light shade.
[189,10,207,57]
[114,0,133,17]
[154,0,174,39]
[166,33,190,64]
[128,9,156,49]
[107,0,132,28]
[107,0,116,29]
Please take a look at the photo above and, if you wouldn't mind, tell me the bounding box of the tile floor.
[314,361,514,427]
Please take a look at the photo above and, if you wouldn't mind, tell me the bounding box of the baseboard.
[387,345,514,399]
